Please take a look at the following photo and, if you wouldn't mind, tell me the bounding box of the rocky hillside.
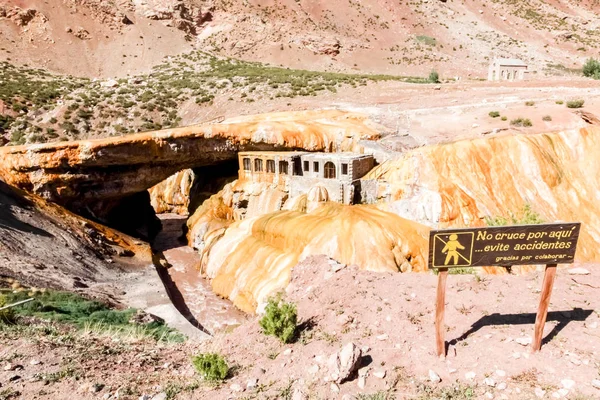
[2,0,600,80]
[0,179,152,305]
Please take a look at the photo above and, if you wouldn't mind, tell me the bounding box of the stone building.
[237,151,375,204]
[488,58,528,81]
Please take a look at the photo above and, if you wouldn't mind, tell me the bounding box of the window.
[313,162,319,173]
[279,161,289,174]
[266,159,275,173]
[324,161,336,179]
[243,158,251,171]
[304,160,310,171]
[254,158,263,172]
[341,163,348,175]
[293,158,302,175]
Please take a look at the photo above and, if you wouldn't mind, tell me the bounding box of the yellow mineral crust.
[198,203,429,313]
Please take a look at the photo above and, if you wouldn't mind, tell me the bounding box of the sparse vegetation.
[501,116,507,121]
[428,70,440,83]
[542,115,552,121]
[525,101,535,106]
[1,290,185,342]
[191,353,229,382]
[566,99,585,109]
[582,58,600,79]
[510,117,533,127]
[555,100,564,105]
[259,295,297,343]
[488,111,500,118]
[485,204,544,226]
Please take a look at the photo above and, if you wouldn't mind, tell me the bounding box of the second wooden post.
[435,268,449,358]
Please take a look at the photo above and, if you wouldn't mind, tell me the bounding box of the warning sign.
[428,223,580,268]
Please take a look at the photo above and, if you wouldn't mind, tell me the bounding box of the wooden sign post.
[428,223,580,358]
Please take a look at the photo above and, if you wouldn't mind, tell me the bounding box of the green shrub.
[582,58,600,79]
[485,204,544,226]
[566,99,585,108]
[501,116,507,121]
[555,100,564,105]
[259,296,297,343]
[488,111,500,118]
[542,115,552,121]
[510,117,532,127]
[525,101,535,106]
[428,70,440,83]
[191,353,229,381]
[0,295,16,324]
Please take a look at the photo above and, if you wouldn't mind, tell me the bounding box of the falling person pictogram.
[441,234,465,265]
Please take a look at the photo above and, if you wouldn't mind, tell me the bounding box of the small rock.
[557,388,569,397]
[484,378,495,387]
[358,367,369,389]
[569,357,581,366]
[485,392,494,399]
[9,375,21,382]
[330,383,340,393]
[283,349,293,356]
[292,387,306,400]
[434,85,442,90]
[560,379,575,390]
[465,371,476,380]
[91,383,105,393]
[376,334,388,341]
[139,395,152,400]
[448,368,457,374]
[567,267,590,275]
[428,369,441,383]
[329,342,362,383]
[512,352,521,359]
[592,379,600,389]
[497,382,507,390]
[373,370,386,379]
[535,387,546,398]
[516,337,532,346]
[588,322,598,329]
[341,395,356,400]
[307,365,319,375]
[247,378,258,390]
[496,370,506,377]
[230,383,243,392]
[30,359,41,366]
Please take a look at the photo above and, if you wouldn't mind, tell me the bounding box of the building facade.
[237,151,375,204]
[488,58,528,81]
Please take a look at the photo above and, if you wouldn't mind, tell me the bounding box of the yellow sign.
[432,232,474,268]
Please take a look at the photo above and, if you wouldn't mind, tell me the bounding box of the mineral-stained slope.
[367,126,600,263]
[193,203,429,313]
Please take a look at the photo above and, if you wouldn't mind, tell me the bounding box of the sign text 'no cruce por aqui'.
[428,223,581,268]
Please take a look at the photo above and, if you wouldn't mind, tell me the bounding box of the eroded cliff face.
[367,126,600,263]
[150,169,196,215]
[189,201,428,313]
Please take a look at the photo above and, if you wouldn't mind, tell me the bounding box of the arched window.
[243,158,251,171]
[254,158,263,172]
[324,162,336,179]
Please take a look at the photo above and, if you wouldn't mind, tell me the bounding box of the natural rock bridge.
[0,110,381,237]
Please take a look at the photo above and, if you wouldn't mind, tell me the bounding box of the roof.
[238,151,309,157]
[299,152,373,161]
[494,58,527,67]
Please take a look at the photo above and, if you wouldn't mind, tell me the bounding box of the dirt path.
[153,214,246,336]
